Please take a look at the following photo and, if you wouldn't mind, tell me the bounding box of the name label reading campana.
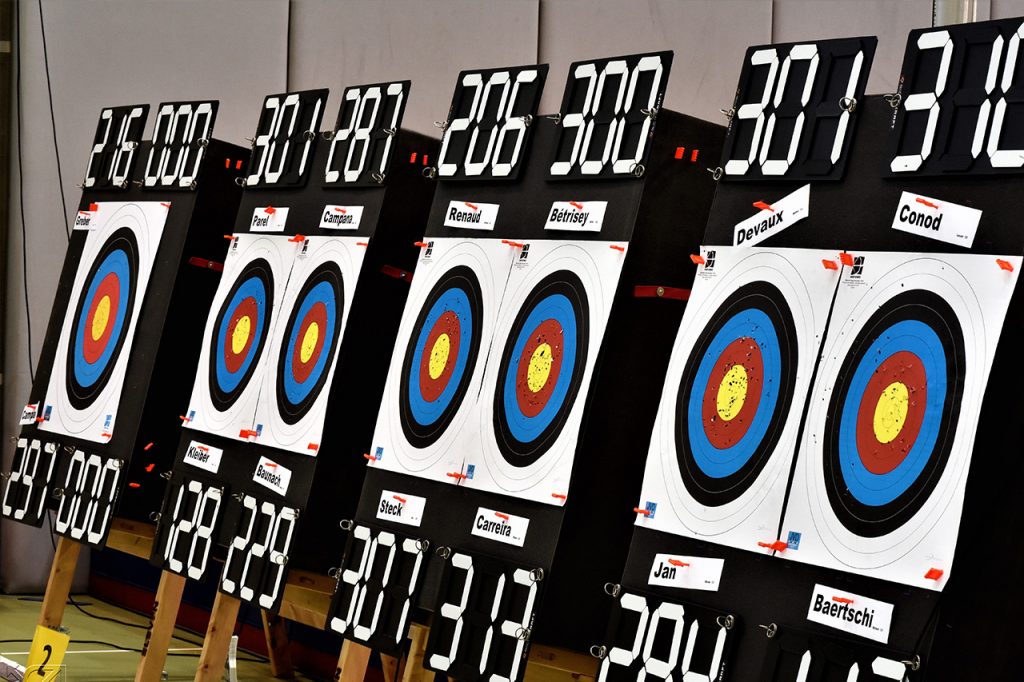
[320,205,363,230]
[183,440,222,474]
[806,584,893,644]
[470,506,529,547]
[252,456,291,496]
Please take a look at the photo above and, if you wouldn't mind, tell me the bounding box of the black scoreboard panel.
[1,102,246,547]
[150,83,437,611]
[606,24,1024,682]
[329,53,724,679]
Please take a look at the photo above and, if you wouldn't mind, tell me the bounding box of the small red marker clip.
[502,239,524,248]
[179,415,190,423]
[409,152,418,164]
[393,495,407,504]
[447,471,468,480]
[264,206,276,215]
[674,147,686,160]
[495,512,509,521]
[758,540,788,552]
[691,149,699,162]
[634,507,652,517]
[89,203,99,212]
[128,482,141,489]
[414,241,429,248]
[832,596,854,604]
[144,442,154,451]
[916,197,939,209]
[840,252,855,267]
[690,254,705,265]
[288,234,306,243]
[334,207,347,214]
[997,258,1014,272]
[610,244,625,252]
[357,241,368,247]
[822,259,839,271]
[753,200,773,212]
[160,202,171,209]
[223,234,235,241]
[236,160,243,170]
[423,155,429,165]
[239,429,258,439]
[307,443,319,451]
[101,432,112,439]
[465,202,479,210]
[925,567,944,581]
[225,158,231,169]
[363,453,376,462]
[569,201,584,210]
[35,416,45,423]
[668,559,689,568]
[551,493,567,500]
[145,463,155,472]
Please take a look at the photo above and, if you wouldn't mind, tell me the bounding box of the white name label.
[470,507,529,547]
[252,456,292,496]
[806,584,894,644]
[183,440,223,474]
[891,191,981,248]
[444,201,499,230]
[250,206,289,233]
[376,490,426,527]
[320,205,363,230]
[74,211,96,231]
[647,554,725,592]
[544,200,607,232]
[19,404,38,426]
[733,184,810,247]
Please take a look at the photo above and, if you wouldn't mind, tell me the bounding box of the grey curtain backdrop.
[5,0,1023,593]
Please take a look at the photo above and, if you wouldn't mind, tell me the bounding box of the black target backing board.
[1,102,247,549]
[612,26,1024,682]
[342,52,725,675]
[150,84,438,612]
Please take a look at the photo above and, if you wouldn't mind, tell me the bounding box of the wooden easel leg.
[261,609,294,678]
[39,537,81,628]
[134,570,186,682]
[193,591,241,682]
[400,624,430,682]
[334,639,371,682]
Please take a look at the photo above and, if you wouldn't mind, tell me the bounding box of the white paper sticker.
[376,490,426,527]
[544,201,608,232]
[891,192,981,248]
[806,584,894,644]
[470,507,529,547]
[319,205,363,230]
[443,201,499,230]
[647,554,725,592]
[73,210,97,231]
[733,184,810,247]
[252,456,291,496]
[250,206,289,233]
[18,404,38,426]
[183,440,223,474]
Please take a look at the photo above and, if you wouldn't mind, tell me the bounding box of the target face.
[468,241,625,504]
[638,248,838,550]
[372,238,515,482]
[781,252,1020,588]
[41,202,167,443]
[255,237,363,455]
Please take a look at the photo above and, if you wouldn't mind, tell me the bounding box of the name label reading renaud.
[806,584,894,644]
[252,456,292,496]
[320,205,363,230]
[733,184,810,246]
[376,490,426,527]
[648,554,724,592]
[183,440,223,474]
[470,507,529,547]
[444,201,499,230]
[891,191,981,248]
[545,201,607,232]
[250,206,289,233]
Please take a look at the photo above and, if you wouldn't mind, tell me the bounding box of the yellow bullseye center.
[429,333,451,380]
[527,343,553,393]
[716,364,748,421]
[91,295,111,341]
[231,316,251,355]
[873,381,909,444]
[300,322,320,364]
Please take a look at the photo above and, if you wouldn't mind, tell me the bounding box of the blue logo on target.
[787,531,801,550]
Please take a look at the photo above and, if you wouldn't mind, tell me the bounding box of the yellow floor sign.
[25,625,69,681]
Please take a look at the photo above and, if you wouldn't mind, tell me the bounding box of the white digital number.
[724,49,779,176]
[259,506,297,608]
[265,94,300,184]
[438,74,483,177]
[464,72,510,176]
[579,60,627,175]
[639,602,686,680]
[890,30,953,172]
[428,552,474,671]
[247,94,323,185]
[988,22,1024,167]
[489,569,538,682]
[759,44,819,175]
[109,107,145,188]
[164,480,222,579]
[1,439,56,521]
[53,451,118,543]
[84,109,114,187]
[831,50,866,164]
[612,56,664,174]
[598,593,650,681]
[680,619,728,682]
[492,70,539,177]
[352,532,397,640]
[550,63,597,177]
[331,525,372,634]
[221,496,296,607]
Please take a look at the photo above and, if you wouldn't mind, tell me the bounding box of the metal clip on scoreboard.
[0,102,246,667]
[597,20,1024,682]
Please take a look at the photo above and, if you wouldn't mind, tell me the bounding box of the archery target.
[466,240,626,505]
[780,252,1020,588]
[372,238,515,482]
[638,247,838,551]
[185,234,294,441]
[253,236,364,455]
[41,202,168,443]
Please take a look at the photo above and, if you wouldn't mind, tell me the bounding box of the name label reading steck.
[470,506,529,547]
[375,489,426,527]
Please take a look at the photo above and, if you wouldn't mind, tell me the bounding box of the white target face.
[41,202,168,443]
[253,236,365,455]
[466,240,625,505]
[780,252,1020,589]
[637,247,837,552]
[185,234,294,441]
[371,238,515,482]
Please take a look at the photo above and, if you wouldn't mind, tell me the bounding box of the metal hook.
[422,166,438,179]
[322,130,336,141]
[436,546,452,560]
[118,180,129,189]
[759,623,778,639]
[304,130,316,142]
[132,180,144,187]
[198,138,210,148]
[514,626,531,641]
[589,645,607,660]
[631,163,646,178]
[0,472,10,481]
[371,172,385,184]
[76,182,86,189]
[603,582,621,598]
[159,470,172,481]
[529,568,545,583]
[339,519,354,531]
[113,459,124,470]
[720,107,736,120]
[52,488,64,499]
[883,93,902,109]
[433,120,448,130]
[272,553,289,566]
[149,511,161,523]
[546,113,562,125]
[235,177,247,187]
[707,166,724,181]
[416,538,430,553]
[189,180,197,191]
[520,114,534,127]
[839,96,857,113]
[901,655,921,671]
[383,128,397,137]
[232,492,246,501]
[640,106,659,120]
[327,567,340,579]
[717,614,736,630]
[128,141,139,150]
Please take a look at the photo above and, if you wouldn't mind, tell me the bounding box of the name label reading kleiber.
[252,456,291,496]
[250,206,289,233]
[320,205,363,230]
[183,440,223,474]
[647,554,725,592]
[470,507,529,547]
[891,191,981,248]
[733,184,810,247]
[376,490,426,527]
[444,201,499,230]
[806,584,894,644]
[544,201,607,232]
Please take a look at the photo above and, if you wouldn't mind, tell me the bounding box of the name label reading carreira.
[320,205,363,230]
[252,456,291,496]
[444,201,499,230]
[470,506,529,547]
[544,200,607,232]
[376,490,426,527]
[806,583,894,644]
[183,440,222,474]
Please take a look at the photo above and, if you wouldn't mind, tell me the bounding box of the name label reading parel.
[376,490,426,527]
[470,506,529,547]
[250,206,289,233]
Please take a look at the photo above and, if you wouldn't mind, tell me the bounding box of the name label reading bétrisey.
[320,205,363,230]
[376,490,426,527]
[444,201,499,230]
[183,440,223,474]
[544,200,607,232]
[470,506,529,547]
[252,456,291,496]
[806,583,894,644]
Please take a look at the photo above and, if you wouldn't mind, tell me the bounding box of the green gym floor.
[0,593,315,681]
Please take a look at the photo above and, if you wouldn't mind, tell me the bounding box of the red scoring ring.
[82,272,121,364]
[290,301,328,384]
[701,336,764,450]
[854,350,927,475]
[514,318,565,418]
[223,296,259,374]
[418,310,461,402]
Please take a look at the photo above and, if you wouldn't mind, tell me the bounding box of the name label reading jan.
[806,583,894,644]
[544,200,607,232]
[320,205,363,230]
[252,456,292,496]
[376,490,426,527]
[648,554,724,592]
[250,206,289,233]
[733,184,810,246]
[183,440,223,474]
[891,191,981,248]
[470,506,529,547]
[444,201,499,230]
